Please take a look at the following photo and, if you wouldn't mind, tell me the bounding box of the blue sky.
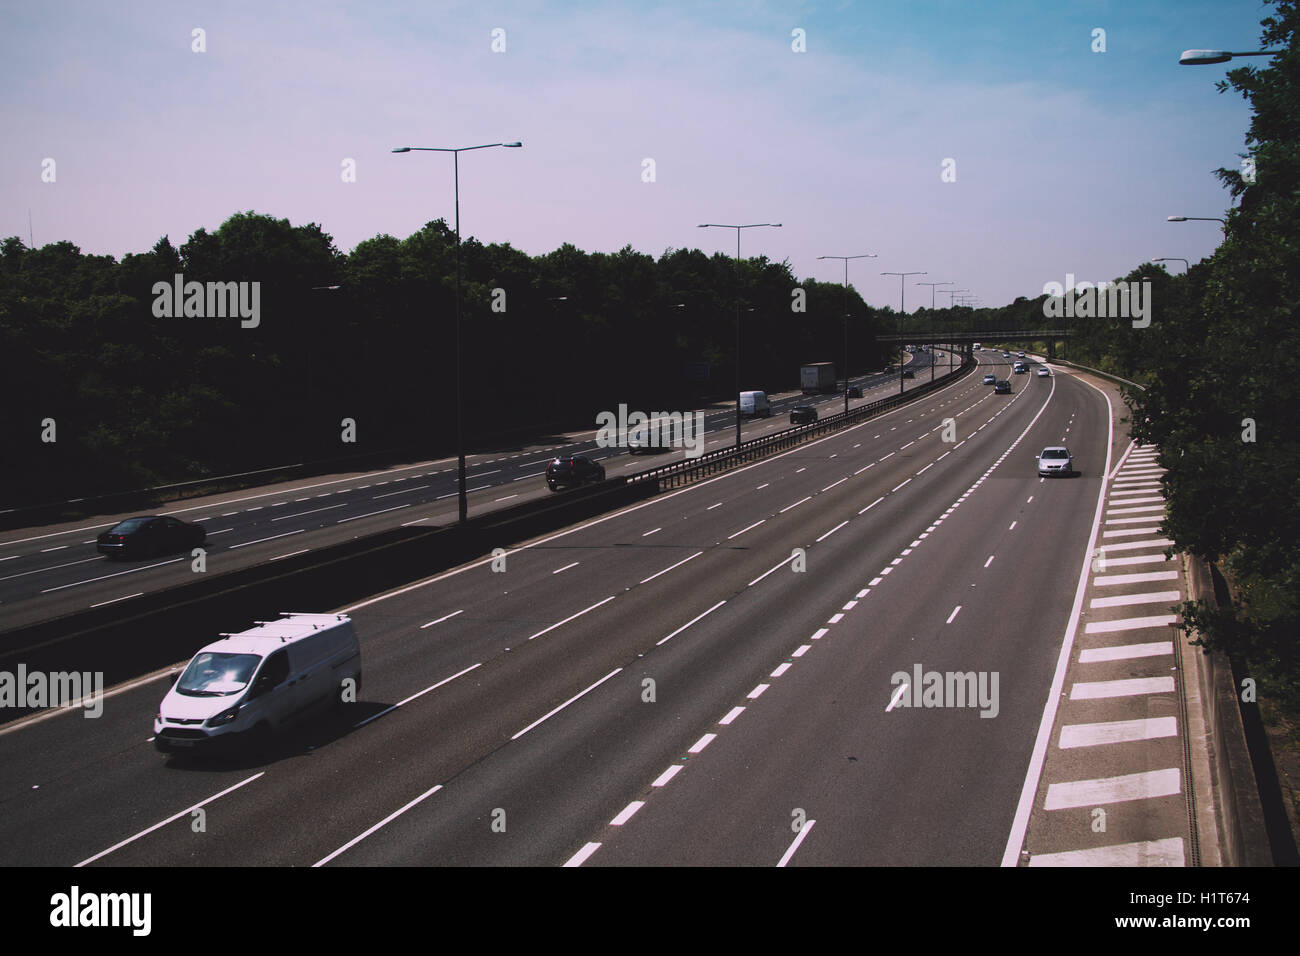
[0,0,1272,310]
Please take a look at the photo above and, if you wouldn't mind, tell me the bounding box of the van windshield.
[177,652,262,696]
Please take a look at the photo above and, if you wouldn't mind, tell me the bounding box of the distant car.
[790,405,818,424]
[1037,367,1050,377]
[97,516,206,559]
[994,380,1011,394]
[847,385,863,398]
[546,455,605,491]
[1013,362,1027,374]
[983,374,997,385]
[1002,351,1011,358]
[1037,446,1073,477]
[1017,351,1026,358]
[903,370,915,379]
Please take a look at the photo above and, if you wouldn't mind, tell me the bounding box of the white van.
[739,390,771,417]
[154,612,361,754]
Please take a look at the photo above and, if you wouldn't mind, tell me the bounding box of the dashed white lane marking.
[553,561,579,574]
[728,519,766,538]
[1070,676,1176,699]
[610,802,645,826]
[642,551,704,585]
[564,842,602,867]
[527,596,617,641]
[688,733,717,754]
[984,555,995,568]
[719,706,745,725]
[657,599,726,646]
[1044,769,1180,810]
[652,764,683,787]
[511,667,622,740]
[776,819,817,867]
[747,684,769,699]
[780,497,812,514]
[946,606,962,624]
[79,772,267,867]
[420,609,464,628]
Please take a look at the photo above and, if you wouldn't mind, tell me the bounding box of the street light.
[393,141,522,524]
[698,222,783,449]
[1153,257,1190,273]
[917,281,952,384]
[818,254,878,415]
[1179,49,1281,65]
[882,272,925,393]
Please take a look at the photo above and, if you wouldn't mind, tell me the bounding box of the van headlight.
[207,704,241,727]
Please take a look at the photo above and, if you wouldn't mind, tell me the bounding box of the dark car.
[994,380,1012,394]
[847,385,863,398]
[902,370,915,379]
[790,405,818,425]
[546,455,606,491]
[97,515,206,559]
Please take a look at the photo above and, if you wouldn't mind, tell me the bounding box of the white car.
[1037,446,1072,477]
[1037,367,1050,377]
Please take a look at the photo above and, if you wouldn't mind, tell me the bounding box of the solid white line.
[78,773,265,866]
[527,595,616,641]
[1079,641,1174,662]
[1028,838,1184,867]
[1044,769,1180,810]
[1059,717,1177,748]
[610,802,645,826]
[1084,614,1177,634]
[564,842,603,866]
[641,550,704,585]
[1070,676,1176,699]
[1001,373,1106,867]
[511,668,622,740]
[776,819,817,867]
[420,609,464,629]
[269,549,311,562]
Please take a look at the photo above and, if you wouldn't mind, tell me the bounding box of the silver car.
[1037,446,1072,477]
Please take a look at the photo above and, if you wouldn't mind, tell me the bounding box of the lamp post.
[1167,215,1226,233]
[1153,257,1190,273]
[882,271,925,393]
[818,254,877,415]
[1178,48,1281,64]
[917,282,952,383]
[393,141,522,524]
[698,222,782,449]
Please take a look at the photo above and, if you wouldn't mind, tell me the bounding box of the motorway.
[0,353,948,630]
[0,349,1144,866]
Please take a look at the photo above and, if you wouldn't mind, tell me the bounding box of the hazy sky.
[0,0,1269,310]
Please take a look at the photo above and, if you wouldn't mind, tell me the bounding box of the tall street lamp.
[818,254,877,415]
[1153,257,1190,273]
[393,141,522,524]
[1179,48,1282,64]
[698,222,782,449]
[882,271,925,393]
